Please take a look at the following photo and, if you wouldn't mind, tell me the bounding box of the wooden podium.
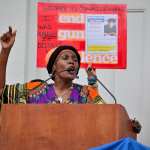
[0,104,136,150]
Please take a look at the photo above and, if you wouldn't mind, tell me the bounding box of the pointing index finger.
[9,26,12,34]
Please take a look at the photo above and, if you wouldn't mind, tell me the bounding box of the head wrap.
[47,45,81,75]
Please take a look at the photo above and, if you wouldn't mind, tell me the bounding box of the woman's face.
[53,49,79,81]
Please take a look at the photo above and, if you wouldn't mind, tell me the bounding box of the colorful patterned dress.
[0,79,105,104]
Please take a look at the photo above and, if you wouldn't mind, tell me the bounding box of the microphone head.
[49,74,53,79]
[87,66,96,72]
[87,67,92,72]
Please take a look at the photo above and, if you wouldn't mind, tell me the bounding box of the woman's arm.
[80,65,105,104]
[0,27,16,96]
[86,66,106,104]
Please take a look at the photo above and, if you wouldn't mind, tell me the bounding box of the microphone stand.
[96,77,117,104]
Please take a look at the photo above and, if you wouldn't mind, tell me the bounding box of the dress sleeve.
[80,85,106,104]
[1,83,28,104]
[0,80,45,104]
[80,73,106,104]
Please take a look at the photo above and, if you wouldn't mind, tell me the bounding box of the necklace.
[54,85,73,103]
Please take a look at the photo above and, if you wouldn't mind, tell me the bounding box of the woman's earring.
[49,74,53,79]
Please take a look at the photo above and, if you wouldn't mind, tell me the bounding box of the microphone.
[29,68,78,92]
[87,67,117,104]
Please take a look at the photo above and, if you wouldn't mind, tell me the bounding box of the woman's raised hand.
[0,26,16,51]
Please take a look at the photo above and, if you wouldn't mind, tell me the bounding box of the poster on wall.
[37,3,127,69]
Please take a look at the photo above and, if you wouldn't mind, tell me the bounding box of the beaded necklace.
[53,85,73,103]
